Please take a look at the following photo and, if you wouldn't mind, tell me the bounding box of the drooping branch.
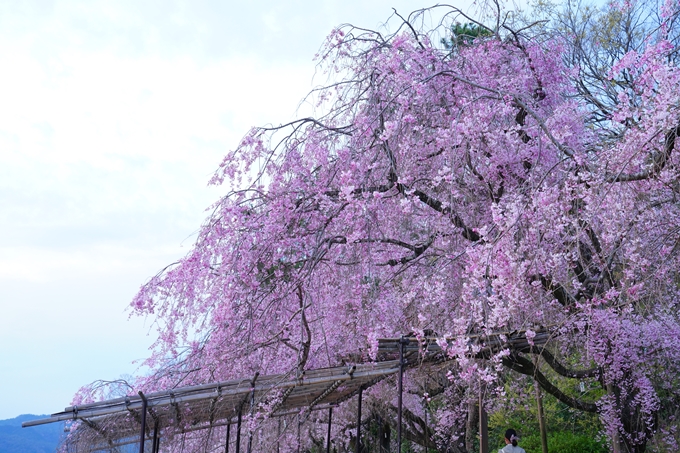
[391,8,426,51]
[80,418,116,449]
[529,348,600,379]
[258,117,354,136]
[323,235,437,267]
[607,124,680,182]
[533,275,578,308]
[297,285,311,373]
[401,405,438,450]
[376,235,437,266]
[383,403,439,450]
[502,353,598,413]
[355,237,425,251]
[410,188,480,241]
[324,183,481,242]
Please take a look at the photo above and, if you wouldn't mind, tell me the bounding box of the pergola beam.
[25,364,399,427]
[22,329,549,453]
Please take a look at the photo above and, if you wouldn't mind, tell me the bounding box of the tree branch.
[324,184,481,242]
[607,124,680,182]
[376,235,437,266]
[410,188,480,241]
[533,275,577,308]
[503,353,598,413]
[530,348,600,379]
[325,235,438,266]
[297,285,311,373]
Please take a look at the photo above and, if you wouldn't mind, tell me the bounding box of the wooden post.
[465,399,479,453]
[225,423,230,453]
[397,337,409,452]
[534,356,548,453]
[356,387,363,453]
[479,386,488,453]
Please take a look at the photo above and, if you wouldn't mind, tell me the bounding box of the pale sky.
[0,0,474,419]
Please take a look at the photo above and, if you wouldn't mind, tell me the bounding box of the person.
[499,428,526,453]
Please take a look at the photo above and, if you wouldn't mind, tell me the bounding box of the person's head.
[504,429,519,447]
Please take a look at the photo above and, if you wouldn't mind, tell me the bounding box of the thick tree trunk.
[606,382,654,453]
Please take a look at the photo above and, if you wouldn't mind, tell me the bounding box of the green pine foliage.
[441,22,493,49]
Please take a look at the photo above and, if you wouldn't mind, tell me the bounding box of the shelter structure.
[24,328,551,452]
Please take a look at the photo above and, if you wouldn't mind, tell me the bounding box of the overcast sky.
[0,0,479,420]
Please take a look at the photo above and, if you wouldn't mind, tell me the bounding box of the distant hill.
[0,414,63,453]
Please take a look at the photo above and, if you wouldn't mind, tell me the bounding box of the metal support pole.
[326,407,333,453]
[152,420,159,453]
[356,387,363,453]
[236,411,242,453]
[138,391,148,453]
[225,423,230,453]
[397,337,409,452]
[247,387,254,453]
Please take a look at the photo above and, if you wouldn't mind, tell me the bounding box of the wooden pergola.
[24,328,551,453]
